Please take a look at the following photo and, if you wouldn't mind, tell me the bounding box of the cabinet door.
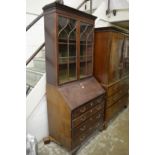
[80,22,94,79]
[109,32,124,83]
[58,16,77,84]
[122,36,129,77]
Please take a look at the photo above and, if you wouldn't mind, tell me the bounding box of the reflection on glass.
[58,16,77,84]
[123,39,129,75]
[59,64,68,84]
[59,57,68,64]
[69,44,76,57]
[80,45,86,56]
[87,61,93,75]
[87,44,93,56]
[59,44,67,57]
[80,62,87,78]
[69,62,76,81]
[80,22,93,78]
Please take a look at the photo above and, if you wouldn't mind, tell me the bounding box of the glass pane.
[59,57,68,64]
[69,59,76,81]
[80,62,87,78]
[59,64,68,84]
[87,56,93,75]
[87,44,93,56]
[80,44,86,56]
[59,44,67,57]
[123,38,129,75]
[80,56,86,63]
[58,16,77,84]
[80,22,93,79]
[69,44,76,57]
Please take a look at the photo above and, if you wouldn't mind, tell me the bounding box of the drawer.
[72,95,104,119]
[72,110,103,138]
[105,94,128,122]
[72,103,104,128]
[107,78,129,97]
[106,88,128,108]
[72,119,103,149]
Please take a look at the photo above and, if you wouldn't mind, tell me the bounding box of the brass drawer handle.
[89,117,93,121]
[96,97,103,104]
[96,114,101,119]
[96,105,102,110]
[80,107,86,113]
[90,102,94,107]
[112,97,117,102]
[89,127,93,131]
[80,125,86,131]
[81,116,86,121]
[96,123,100,128]
[80,135,85,141]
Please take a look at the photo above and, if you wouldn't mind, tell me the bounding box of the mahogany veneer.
[94,27,129,126]
[43,2,105,154]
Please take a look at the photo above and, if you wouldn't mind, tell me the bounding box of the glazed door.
[79,22,94,79]
[109,32,124,83]
[122,36,129,77]
[58,16,77,84]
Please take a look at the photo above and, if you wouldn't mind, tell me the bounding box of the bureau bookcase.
[43,2,105,154]
[94,27,129,127]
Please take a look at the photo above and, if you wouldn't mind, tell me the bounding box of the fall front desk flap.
[58,77,105,110]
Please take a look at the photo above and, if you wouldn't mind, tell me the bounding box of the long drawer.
[72,119,103,149]
[105,94,128,122]
[106,88,128,108]
[72,102,104,128]
[72,95,104,119]
[72,110,103,138]
[106,77,129,97]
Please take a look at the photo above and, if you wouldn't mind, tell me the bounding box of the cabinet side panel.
[46,84,71,150]
[44,12,57,85]
[94,31,111,84]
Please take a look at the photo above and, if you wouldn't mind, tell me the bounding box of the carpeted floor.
[38,107,129,155]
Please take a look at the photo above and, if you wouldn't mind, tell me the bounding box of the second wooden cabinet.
[94,27,129,126]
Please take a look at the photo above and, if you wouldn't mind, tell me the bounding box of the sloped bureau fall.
[43,2,105,153]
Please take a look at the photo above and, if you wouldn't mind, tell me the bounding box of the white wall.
[94,0,129,28]
[27,95,49,142]
[26,14,44,60]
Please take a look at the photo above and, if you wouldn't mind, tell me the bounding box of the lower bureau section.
[72,102,104,128]
[72,119,103,149]
[72,110,103,138]
[105,94,128,123]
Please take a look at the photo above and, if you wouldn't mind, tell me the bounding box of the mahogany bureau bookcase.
[94,27,129,127]
[43,2,106,154]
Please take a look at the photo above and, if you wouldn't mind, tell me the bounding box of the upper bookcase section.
[42,2,97,20]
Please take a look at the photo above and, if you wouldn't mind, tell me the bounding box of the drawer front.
[72,119,103,149]
[72,95,104,119]
[72,110,103,138]
[106,88,128,108]
[105,94,128,122]
[72,103,104,128]
[107,78,129,97]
